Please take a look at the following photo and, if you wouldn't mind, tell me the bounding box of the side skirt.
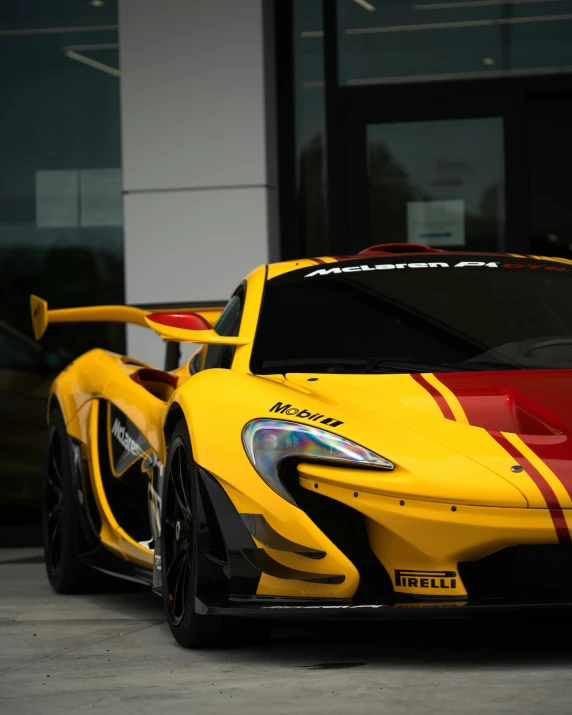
[82,542,154,588]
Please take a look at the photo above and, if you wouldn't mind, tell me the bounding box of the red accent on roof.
[332,250,515,262]
[359,243,446,255]
[147,312,212,331]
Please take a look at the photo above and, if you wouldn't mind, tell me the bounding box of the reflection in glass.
[0,1,124,533]
[337,0,572,85]
[367,118,505,250]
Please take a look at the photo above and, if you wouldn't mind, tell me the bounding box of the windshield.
[251,255,572,374]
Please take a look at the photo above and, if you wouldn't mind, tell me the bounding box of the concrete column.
[118,0,278,366]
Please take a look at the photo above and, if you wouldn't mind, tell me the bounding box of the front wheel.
[161,420,223,648]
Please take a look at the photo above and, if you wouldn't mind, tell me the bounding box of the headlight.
[242,419,394,504]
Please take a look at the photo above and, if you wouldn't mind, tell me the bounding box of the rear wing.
[30,296,226,341]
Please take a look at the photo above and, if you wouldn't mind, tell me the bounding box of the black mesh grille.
[459,544,572,603]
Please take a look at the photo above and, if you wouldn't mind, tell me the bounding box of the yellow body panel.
[299,473,562,599]
[33,252,572,605]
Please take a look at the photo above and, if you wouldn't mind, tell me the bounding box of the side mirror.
[145,312,252,346]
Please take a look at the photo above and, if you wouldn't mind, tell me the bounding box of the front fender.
[47,349,109,443]
[169,370,360,600]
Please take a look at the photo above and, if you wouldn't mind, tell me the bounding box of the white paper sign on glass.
[406,199,465,247]
[36,170,79,228]
[80,168,123,227]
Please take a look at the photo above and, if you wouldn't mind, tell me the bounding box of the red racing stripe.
[311,258,326,264]
[521,436,572,505]
[411,373,455,421]
[489,432,571,543]
[434,371,572,512]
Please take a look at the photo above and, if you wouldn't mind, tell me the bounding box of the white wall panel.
[124,187,274,366]
[119,0,274,192]
[119,0,278,365]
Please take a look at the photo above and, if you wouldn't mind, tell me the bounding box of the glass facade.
[528,96,572,258]
[337,0,572,86]
[293,0,327,256]
[0,1,124,530]
[290,0,572,260]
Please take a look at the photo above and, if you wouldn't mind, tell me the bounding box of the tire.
[43,407,97,592]
[161,420,224,648]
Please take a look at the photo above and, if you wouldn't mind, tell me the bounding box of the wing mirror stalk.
[145,312,252,346]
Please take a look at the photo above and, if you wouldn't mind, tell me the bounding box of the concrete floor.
[1,549,572,715]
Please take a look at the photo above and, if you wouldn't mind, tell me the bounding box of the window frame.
[189,282,247,374]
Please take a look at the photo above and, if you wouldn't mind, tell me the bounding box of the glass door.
[342,94,517,256]
[366,117,505,251]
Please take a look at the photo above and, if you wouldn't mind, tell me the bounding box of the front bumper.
[297,464,571,604]
[202,463,572,608]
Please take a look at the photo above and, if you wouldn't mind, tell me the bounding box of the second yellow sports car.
[32,244,572,647]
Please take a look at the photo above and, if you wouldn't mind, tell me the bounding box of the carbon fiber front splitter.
[196,597,572,619]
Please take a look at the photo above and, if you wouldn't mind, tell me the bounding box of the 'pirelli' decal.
[304,261,567,277]
[269,401,344,428]
[395,569,457,590]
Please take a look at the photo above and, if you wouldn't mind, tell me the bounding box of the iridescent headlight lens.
[242,419,394,503]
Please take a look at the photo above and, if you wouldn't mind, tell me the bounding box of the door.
[527,95,572,260]
[341,85,572,259]
[344,94,513,256]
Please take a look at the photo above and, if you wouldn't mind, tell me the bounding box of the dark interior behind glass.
[251,257,572,374]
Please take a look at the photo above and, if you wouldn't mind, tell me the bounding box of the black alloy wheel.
[45,427,65,572]
[163,441,193,625]
[161,420,223,648]
[43,407,97,592]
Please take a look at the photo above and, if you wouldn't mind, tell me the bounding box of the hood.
[283,369,572,514]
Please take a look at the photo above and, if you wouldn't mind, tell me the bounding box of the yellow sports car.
[32,244,572,647]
